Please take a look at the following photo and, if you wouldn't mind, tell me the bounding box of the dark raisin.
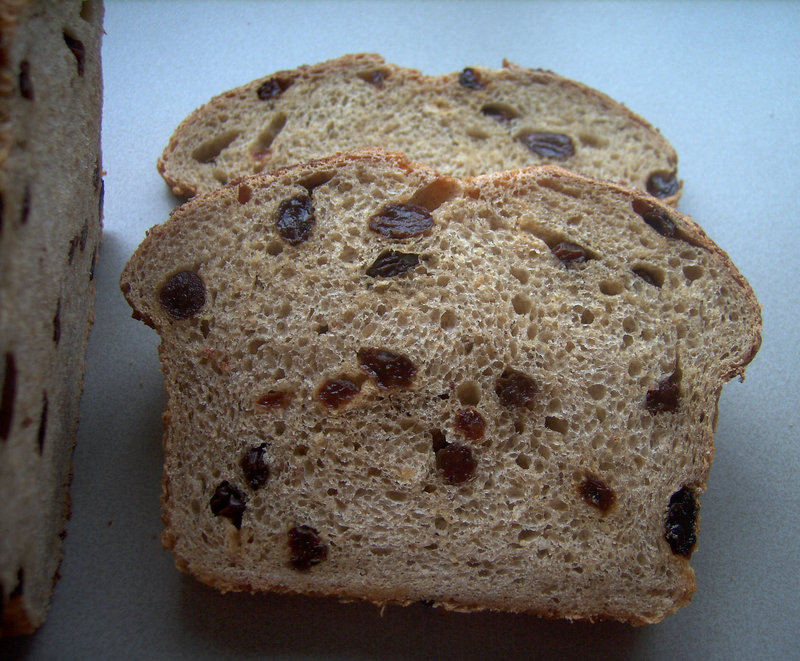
[209,481,247,529]
[365,250,419,278]
[158,270,206,320]
[632,198,677,238]
[241,443,270,490]
[316,378,360,409]
[578,475,616,512]
[256,76,292,100]
[664,486,698,556]
[357,68,387,88]
[288,525,328,570]
[256,390,292,410]
[647,172,679,199]
[1,353,17,441]
[63,33,85,76]
[459,67,485,90]
[495,369,537,407]
[454,408,486,441]
[646,376,680,414]
[52,300,61,345]
[37,395,48,454]
[430,429,448,452]
[92,159,101,191]
[19,60,33,100]
[551,241,589,265]
[276,195,314,245]
[357,348,417,389]
[633,267,659,286]
[368,203,433,239]
[21,184,31,224]
[480,103,519,122]
[80,218,89,251]
[436,443,476,483]
[517,131,575,159]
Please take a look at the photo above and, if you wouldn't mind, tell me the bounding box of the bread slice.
[158,54,682,204]
[0,0,104,636]
[121,149,760,624]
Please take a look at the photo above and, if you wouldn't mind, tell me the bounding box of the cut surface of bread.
[158,54,681,204]
[0,0,104,636]
[122,149,760,625]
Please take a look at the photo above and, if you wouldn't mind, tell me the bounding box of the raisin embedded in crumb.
[365,250,420,278]
[209,481,247,529]
[551,241,589,265]
[316,378,360,409]
[37,395,48,454]
[664,486,698,556]
[158,270,206,320]
[357,348,417,389]
[430,429,448,452]
[288,525,328,570]
[256,75,292,100]
[495,369,537,407]
[19,60,33,100]
[241,443,270,490]
[646,376,680,414]
[63,33,85,76]
[459,67,485,90]
[52,301,61,345]
[647,172,680,199]
[368,204,433,239]
[1,353,17,441]
[632,198,677,238]
[517,131,575,160]
[454,408,486,441]
[276,195,315,245]
[256,390,292,410]
[579,475,616,512]
[436,443,476,483]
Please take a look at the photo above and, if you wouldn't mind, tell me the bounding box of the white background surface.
[3,1,799,659]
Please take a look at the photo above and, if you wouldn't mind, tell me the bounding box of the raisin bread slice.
[0,0,104,636]
[121,149,760,624]
[158,54,681,204]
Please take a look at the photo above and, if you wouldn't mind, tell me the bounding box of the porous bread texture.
[0,0,104,636]
[121,149,760,625]
[158,53,681,205]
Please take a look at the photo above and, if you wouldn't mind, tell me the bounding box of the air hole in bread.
[587,384,606,400]
[633,264,665,288]
[192,130,240,164]
[297,170,335,193]
[511,293,533,315]
[510,266,529,284]
[407,177,462,213]
[356,67,390,88]
[481,102,521,122]
[456,381,481,406]
[683,264,704,282]
[439,309,457,330]
[249,112,287,158]
[599,280,623,296]
[80,0,99,22]
[63,32,85,76]
[580,309,595,325]
[515,454,532,470]
[544,416,568,434]
[1,353,17,440]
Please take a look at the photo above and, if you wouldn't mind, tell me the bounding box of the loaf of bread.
[0,0,104,636]
[121,149,760,624]
[158,54,682,204]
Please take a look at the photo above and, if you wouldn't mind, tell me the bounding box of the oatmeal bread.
[0,0,104,636]
[158,54,681,204]
[121,149,760,624]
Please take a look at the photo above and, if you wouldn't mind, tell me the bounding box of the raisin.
[646,376,680,414]
[317,378,360,409]
[664,486,698,556]
[256,75,292,100]
[454,408,486,441]
[241,443,270,490]
[288,525,328,570]
[19,60,33,100]
[276,195,314,245]
[357,348,417,389]
[632,198,677,238]
[209,481,247,529]
[1,353,17,441]
[480,103,519,122]
[579,475,616,512]
[37,395,48,454]
[52,300,61,345]
[436,443,476,483]
[551,241,589,265]
[368,203,433,239]
[459,68,485,90]
[365,250,419,278]
[63,33,85,76]
[517,131,575,159]
[633,267,659,286]
[495,369,537,407]
[158,270,206,320]
[430,429,448,452]
[647,172,679,199]
[256,390,292,410]
[90,248,98,281]
[92,159,101,191]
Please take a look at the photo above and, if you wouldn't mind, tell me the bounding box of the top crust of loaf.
[122,149,760,625]
[158,54,681,204]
